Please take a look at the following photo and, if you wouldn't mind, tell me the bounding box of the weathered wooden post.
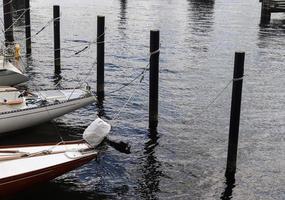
[97,16,105,101]
[25,0,31,55]
[225,52,245,178]
[53,5,61,74]
[3,0,14,46]
[260,0,271,24]
[149,30,160,130]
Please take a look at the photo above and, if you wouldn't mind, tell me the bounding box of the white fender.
[83,118,111,147]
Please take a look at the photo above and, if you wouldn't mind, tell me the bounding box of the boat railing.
[0,45,25,72]
[0,94,93,116]
[3,45,15,60]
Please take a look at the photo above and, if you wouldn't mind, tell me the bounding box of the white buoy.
[83,118,111,147]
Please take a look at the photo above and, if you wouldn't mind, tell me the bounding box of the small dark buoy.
[106,138,131,154]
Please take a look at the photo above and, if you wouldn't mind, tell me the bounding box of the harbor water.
[0,0,284,199]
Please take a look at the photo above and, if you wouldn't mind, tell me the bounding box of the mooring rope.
[0,0,12,9]
[3,7,30,15]
[67,60,97,100]
[108,64,149,95]
[18,16,61,42]
[171,74,245,127]
[110,49,160,125]
[66,29,106,56]
[188,79,233,124]
[233,76,244,82]
[107,49,160,95]
[3,9,28,33]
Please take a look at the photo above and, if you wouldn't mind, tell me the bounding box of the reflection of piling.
[25,0,31,56]
[260,0,285,24]
[225,52,245,178]
[53,5,61,74]
[97,16,105,101]
[3,0,14,46]
[149,30,160,130]
[260,0,271,24]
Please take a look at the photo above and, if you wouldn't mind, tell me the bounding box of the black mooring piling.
[149,30,160,130]
[97,15,105,101]
[225,52,245,178]
[25,0,31,55]
[3,0,14,46]
[53,5,60,74]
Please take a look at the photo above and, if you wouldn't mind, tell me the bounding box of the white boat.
[0,118,111,198]
[0,56,28,86]
[0,140,97,198]
[0,86,96,134]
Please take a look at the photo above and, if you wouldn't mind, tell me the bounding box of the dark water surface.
[0,0,284,199]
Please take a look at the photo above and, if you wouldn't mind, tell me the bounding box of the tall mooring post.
[53,5,61,74]
[3,0,14,46]
[25,0,31,55]
[225,52,245,178]
[149,30,160,130]
[97,16,105,101]
[260,0,271,24]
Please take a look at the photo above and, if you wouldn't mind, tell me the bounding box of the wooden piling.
[25,0,31,55]
[149,30,160,130]
[3,0,14,46]
[97,16,105,101]
[225,52,245,178]
[53,5,60,74]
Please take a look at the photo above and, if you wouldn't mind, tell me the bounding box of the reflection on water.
[187,0,214,22]
[13,177,111,200]
[119,0,127,27]
[186,0,214,53]
[220,176,235,200]
[137,129,161,200]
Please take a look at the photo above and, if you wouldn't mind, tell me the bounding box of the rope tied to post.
[233,76,244,82]
[3,8,28,33]
[0,0,12,8]
[108,48,159,95]
[70,28,106,56]
[149,49,160,57]
[96,28,106,41]
[3,7,30,15]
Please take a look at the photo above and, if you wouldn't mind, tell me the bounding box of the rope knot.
[149,49,160,57]
[233,76,244,82]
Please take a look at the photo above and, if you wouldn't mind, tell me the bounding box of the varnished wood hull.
[0,141,96,199]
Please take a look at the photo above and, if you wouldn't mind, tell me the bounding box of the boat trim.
[0,94,94,116]
[0,140,86,149]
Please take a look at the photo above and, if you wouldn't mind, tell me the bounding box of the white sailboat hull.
[0,69,29,86]
[0,57,28,86]
[0,96,95,134]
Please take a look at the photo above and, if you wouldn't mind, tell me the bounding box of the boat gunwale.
[0,151,96,192]
[0,153,96,183]
[0,93,94,116]
[0,139,88,149]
